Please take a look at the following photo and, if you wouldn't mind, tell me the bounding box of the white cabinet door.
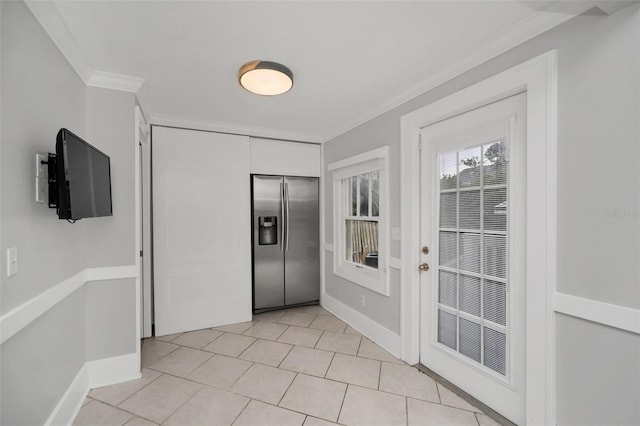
[153,127,252,336]
[250,138,321,177]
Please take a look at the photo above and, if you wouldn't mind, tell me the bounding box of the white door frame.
[400,51,558,425]
[134,106,152,338]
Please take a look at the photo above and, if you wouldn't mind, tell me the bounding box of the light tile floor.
[75,305,501,426]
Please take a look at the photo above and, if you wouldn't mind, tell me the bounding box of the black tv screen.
[55,128,113,220]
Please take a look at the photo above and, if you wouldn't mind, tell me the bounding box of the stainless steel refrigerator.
[252,175,319,312]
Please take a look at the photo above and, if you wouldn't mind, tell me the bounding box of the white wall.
[0,2,138,424]
[323,5,639,424]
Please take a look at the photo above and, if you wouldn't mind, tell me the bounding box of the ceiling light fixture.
[238,60,293,96]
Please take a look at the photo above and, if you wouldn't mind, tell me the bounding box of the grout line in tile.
[228,360,257,391]
[324,350,337,379]
[405,396,409,426]
[229,397,252,426]
[89,379,169,424]
[113,370,165,409]
[313,330,325,349]
[276,372,299,407]
[236,338,260,359]
[335,383,349,425]
[435,381,442,404]
[276,343,296,368]
[158,380,204,425]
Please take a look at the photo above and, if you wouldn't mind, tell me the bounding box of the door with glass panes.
[419,93,526,425]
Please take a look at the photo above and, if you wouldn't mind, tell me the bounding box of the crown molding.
[24,0,94,83]
[323,1,597,142]
[151,113,323,144]
[87,71,145,93]
[25,1,146,94]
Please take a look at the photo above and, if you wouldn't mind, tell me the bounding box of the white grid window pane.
[459,233,481,273]
[483,188,507,232]
[484,235,506,279]
[371,171,380,217]
[436,142,509,378]
[483,141,507,186]
[459,275,481,317]
[359,175,369,217]
[439,271,457,309]
[438,310,457,351]
[350,177,358,216]
[440,152,458,190]
[440,193,457,228]
[459,318,482,363]
[459,146,482,188]
[484,280,506,326]
[484,327,506,375]
[439,231,457,268]
[459,190,481,230]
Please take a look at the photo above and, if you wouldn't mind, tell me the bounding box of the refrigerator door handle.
[280,182,285,252]
[285,182,290,251]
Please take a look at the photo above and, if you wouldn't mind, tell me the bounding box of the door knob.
[418,263,430,271]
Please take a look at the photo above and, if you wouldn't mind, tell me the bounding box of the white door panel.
[419,93,526,424]
[153,126,252,336]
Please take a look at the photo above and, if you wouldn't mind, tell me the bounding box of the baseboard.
[322,293,402,358]
[44,353,139,426]
[88,352,141,388]
[45,364,89,426]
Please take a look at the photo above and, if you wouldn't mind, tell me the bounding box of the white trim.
[320,145,326,306]
[88,353,141,388]
[88,71,145,93]
[322,2,594,142]
[87,265,138,282]
[151,113,323,144]
[327,146,389,172]
[388,257,401,270]
[44,363,89,426]
[324,243,334,252]
[44,353,140,426]
[0,266,137,344]
[137,106,153,339]
[24,0,94,83]
[555,292,640,335]
[400,51,558,425]
[322,293,401,358]
[330,147,390,296]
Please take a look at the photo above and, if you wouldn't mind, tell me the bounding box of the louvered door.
[419,93,526,425]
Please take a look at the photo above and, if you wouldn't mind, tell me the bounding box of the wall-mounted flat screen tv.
[55,128,113,220]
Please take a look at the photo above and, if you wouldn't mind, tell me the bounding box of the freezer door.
[253,175,285,310]
[284,176,320,305]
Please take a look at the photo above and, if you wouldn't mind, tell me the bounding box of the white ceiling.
[26,1,627,142]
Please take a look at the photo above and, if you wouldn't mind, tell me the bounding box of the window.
[329,147,389,295]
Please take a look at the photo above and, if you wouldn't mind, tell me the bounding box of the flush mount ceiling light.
[238,60,293,96]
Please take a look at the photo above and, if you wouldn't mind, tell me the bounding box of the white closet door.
[153,127,252,336]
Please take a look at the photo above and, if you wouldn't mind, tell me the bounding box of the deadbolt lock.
[421,246,429,255]
[418,263,430,271]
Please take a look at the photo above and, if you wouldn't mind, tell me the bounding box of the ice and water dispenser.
[258,216,277,245]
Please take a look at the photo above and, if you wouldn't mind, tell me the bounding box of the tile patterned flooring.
[76,306,501,426]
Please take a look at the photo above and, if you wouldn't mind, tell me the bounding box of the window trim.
[329,146,390,296]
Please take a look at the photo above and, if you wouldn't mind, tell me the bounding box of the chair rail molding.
[0,265,137,344]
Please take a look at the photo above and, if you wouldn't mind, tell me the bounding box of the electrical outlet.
[359,295,365,307]
[7,247,18,277]
[391,227,401,240]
